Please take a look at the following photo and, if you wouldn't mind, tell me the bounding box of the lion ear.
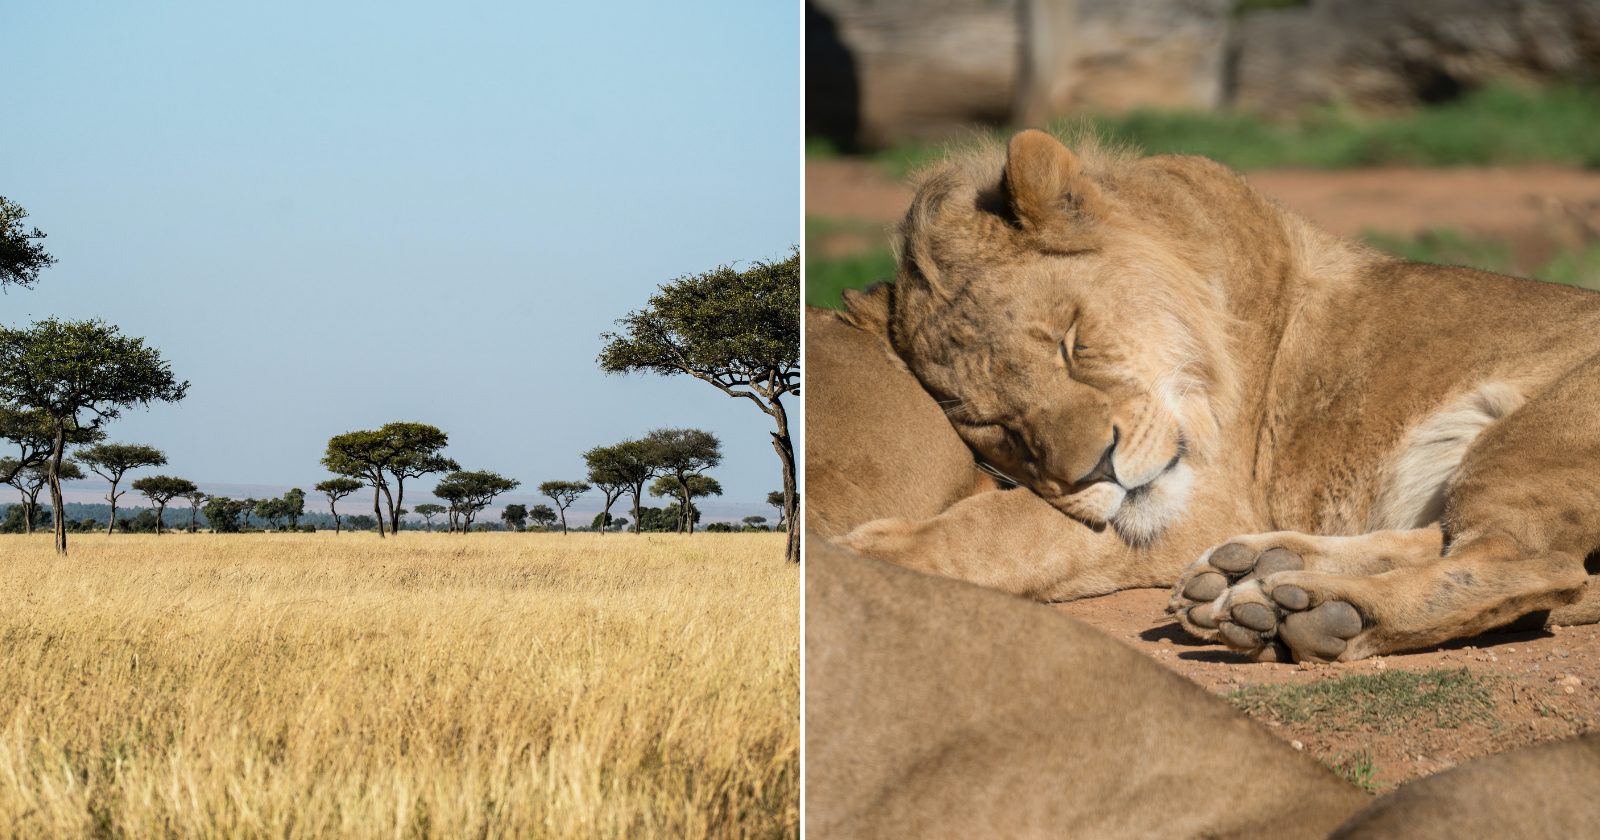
[1003,130,1104,252]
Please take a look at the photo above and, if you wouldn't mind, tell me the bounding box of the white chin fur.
[1112,462,1194,545]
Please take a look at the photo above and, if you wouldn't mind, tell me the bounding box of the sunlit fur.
[886,132,1238,544]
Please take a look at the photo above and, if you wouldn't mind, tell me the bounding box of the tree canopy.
[537,480,590,535]
[641,428,721,534]
[131,474,197,535]
[0,319,187,554]
[79,442,167,536]
[0,197,54,290]
[323,422,456,537]
[434,470,519,532]
[598,251,799,559]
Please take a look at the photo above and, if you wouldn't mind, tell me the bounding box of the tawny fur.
[828,128,1600,662]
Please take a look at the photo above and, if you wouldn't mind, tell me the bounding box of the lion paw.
[1211,577,1367,663]
[1168,541,1305,640]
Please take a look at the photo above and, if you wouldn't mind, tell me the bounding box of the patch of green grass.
[1327,750,1380,792]
[806,248,897,309]
[1229,668,1496,733]
[814,84,1600,178]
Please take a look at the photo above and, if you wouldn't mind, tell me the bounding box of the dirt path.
[808,159,1600,263]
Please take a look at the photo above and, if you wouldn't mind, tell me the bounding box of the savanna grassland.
[0,532,798,838]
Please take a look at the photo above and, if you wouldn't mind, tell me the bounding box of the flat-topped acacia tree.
[184,488,207,533]
[315,477,364,534]
[323,422,456,537]
[641,428,721,534]
[583,445,633,535]
[434,470,519,533]
[537,480,590,535]
[412,502,446,531]
[0,319,187,554]
[131,475,196,536]
[79,442,167,535]
[585,438,659,536]
[649,472,722,534]
[598,250,799,561]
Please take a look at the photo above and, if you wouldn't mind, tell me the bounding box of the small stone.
[1558,674,1582,688]
[1158,637,1173,646]
[1291,740,1304,751]
[1507,648,1516,653]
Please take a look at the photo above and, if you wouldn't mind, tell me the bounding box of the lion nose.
[1076,427,1120,486]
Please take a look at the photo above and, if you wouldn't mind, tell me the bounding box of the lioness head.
[888,130,1237,544]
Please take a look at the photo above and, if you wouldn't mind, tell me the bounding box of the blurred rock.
[1231,0,1600,114]
[1015,0,1233,126]
[806,0,1020,150]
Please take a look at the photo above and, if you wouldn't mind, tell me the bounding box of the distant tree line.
[0,200,797,555]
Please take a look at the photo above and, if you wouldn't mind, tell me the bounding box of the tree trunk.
[772,400,799,563]
[631,486,643,534]
[331,498,341,534]
[21,487,37,535]
[105,484,119,535]
[372,485,385,537]
[390,476,404,533]
[49,423,67,555]
[559,506,568,535]
[154,502,165,536]
[680,473,692,534]
[189,503,199,533]
[379,482,397,536]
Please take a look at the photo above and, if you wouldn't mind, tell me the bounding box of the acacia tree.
[413,502,446,531]
[743,515,768,531]
[434,470,519,532]
[0,197,54,290]
[78,442,167,535]
[599,250,799,561]
[528,504,557,530]
[589,438,659,536]
[537,480,590,535]
[0,319,188,554]
[315,477,363,534]
[583,444,636,535]
[767,490,786,529]
[184,488,207,533]
[501,503,528,531]
[640,428,721,534]
[649,472,721,533]
[131,475,196,536]
[323,422,455,537]
[5,459,83,534]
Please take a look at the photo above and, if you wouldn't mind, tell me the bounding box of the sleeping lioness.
[836,128,1600,663]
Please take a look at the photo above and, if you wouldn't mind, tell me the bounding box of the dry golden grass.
[0,532,798,838]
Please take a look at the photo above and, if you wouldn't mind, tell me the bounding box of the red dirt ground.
[808,157,1600,791]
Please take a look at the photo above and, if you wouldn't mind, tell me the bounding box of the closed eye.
[1060,321,1085,366]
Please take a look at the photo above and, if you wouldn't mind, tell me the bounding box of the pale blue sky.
[2,2,799,511]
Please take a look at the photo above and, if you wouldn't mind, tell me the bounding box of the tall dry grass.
[0,532,798,838]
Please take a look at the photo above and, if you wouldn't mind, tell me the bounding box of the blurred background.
[806,0,1600,307]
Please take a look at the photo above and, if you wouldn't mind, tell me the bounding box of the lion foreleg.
[834,488,1167,601]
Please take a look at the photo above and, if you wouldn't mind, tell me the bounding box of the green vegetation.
[1328,750,1380,792]
[1229,668,1496,733]
[1363,228,1600,291]
[810,84,1600,178]
[807,248,899,309]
